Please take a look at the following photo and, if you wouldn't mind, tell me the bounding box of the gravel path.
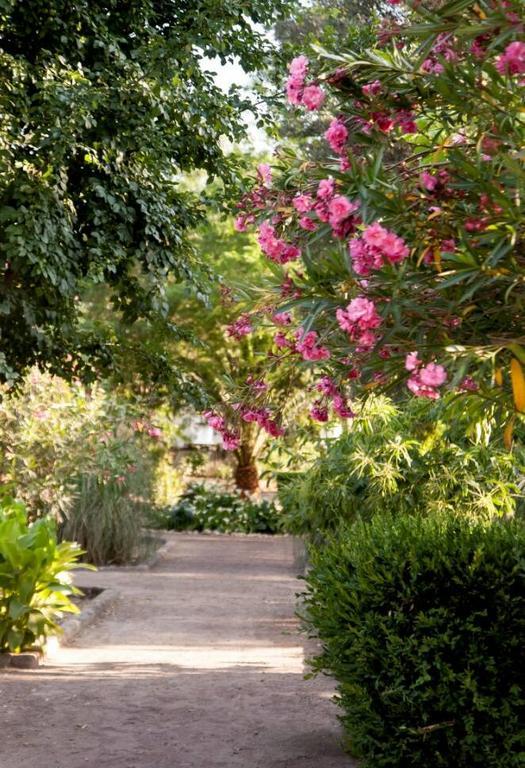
[1,533,354,768]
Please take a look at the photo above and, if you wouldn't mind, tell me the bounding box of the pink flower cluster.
[422,33,458,75]
[314,179,360,239]
[257,163,272,186]
[405,353,447,399]
[355,107,417,136]
[241,407,285,437]
[286,56,326,111]
[226,313,253,340]
[258,221,301,264]
[310,376,355,422]
[272,311,292,326]
[349,222,409,276]
[203,411,240,451]
[324,118,348,155]
[336,297,382,350]
[295,329,331,361]
[495,41,525,76]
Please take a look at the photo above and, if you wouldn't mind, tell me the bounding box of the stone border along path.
[1,532,355,768]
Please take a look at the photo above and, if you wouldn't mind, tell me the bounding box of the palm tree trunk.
[234,422,259,493]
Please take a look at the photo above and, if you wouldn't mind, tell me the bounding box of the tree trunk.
[234,458,259,493]
[234,422,259,493]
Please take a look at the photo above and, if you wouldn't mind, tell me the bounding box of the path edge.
[59,587,120,646]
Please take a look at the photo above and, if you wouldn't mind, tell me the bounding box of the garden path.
[1,533,354,768]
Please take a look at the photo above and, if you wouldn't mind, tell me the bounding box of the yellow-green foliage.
[280,396,524,538]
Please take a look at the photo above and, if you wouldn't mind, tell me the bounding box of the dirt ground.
[1,533,355,768]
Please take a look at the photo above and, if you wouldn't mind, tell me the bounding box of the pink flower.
[336,297,382,350]
[293,193,315,213]
[363,222,388,248]
[349,238,383,276]
[328,195,359,226]
[324,118,348,154]
[373,112,394,132]
[241,409,260,423]
[349,223,409,275]
[310,404,329,422]
[314,201,330,222]
[274,331,293,349]
[289,55,309,79]
[419,363,447,387]
[246,376,268,392]
[286,57,309,106]
[234,216,247,232]
[421,171,438,191]
[204,411,226,432]
[362,80,382,97]
[257,163,272,186]
[302,84,326,111]
[317,178,335,200]
[286,76,303,105]
[299,215,317,231]
[407,376,441,400]
[227,313,253,339]
[339,155,351,172]
[222,430,240,451]
[395,110,417,134]
[405,352,421,372]
[355,329,378,350]
[295,330,331,361]
[147,427,162,439]
[459,376,478,392]
[406,357,447,399]
[495,41,525,76]
[380,231,409,263]
[261,416,285,437]
[272,311,292,326]
[343,297,382,328]
[257,222,301,264]
[316,376,338,396]
[332,394,355,419]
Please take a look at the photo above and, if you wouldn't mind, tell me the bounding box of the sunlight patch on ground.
[46,643,305,673]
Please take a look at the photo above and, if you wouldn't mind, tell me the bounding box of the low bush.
[169,484,281,534]
[0,494,86,653]
[305,512,525,768]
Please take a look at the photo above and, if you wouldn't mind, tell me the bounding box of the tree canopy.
[0,0,289,381]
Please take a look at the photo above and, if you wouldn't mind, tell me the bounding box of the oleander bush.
[0,369,164,564]
[304,511,525,768]
[0,494,86,653]
[169,484,282,534]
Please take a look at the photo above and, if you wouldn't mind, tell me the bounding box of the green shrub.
[0,494,86,653]
[0,369,165,564]
[169,484,281,534]
[305,512,525,768]
[280,397,524,539]
[62,475,148,566]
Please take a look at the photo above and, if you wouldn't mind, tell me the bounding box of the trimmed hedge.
[305,513,525,768]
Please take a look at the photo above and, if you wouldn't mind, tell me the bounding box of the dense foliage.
[169,484,281,534]
[280,396,525,538]
[222,0,525,440]
[305,512,525,768]
[0,369,165,563]
[0,494,85,652]
[0,0,289,381]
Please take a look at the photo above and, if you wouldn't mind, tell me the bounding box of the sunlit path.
[1,533,354,768]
